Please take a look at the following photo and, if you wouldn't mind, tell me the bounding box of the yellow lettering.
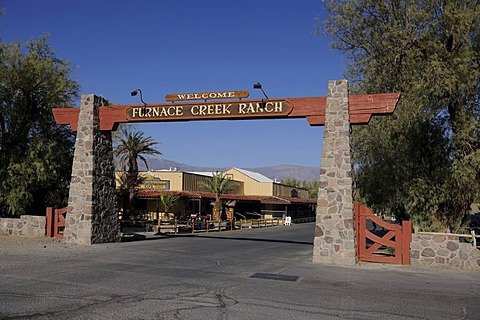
[255,103,264,113]
[191,105,199,115]
[265,102,274,112]
[275,101,282,112]
[159,107,168,117]
[176,106,184,116]
[223,104,231,114]
[206,105,214,115]
[239,103,247,114]
[145,107,152,117]
[166,106,174,116]
[132,108,139,118]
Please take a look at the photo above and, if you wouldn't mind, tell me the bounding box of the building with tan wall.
[116,168,316,221]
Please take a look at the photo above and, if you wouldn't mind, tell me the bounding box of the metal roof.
[186,171,215,177]
[233,168,273,183]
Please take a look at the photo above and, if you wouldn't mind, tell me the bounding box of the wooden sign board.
[165,90,249,101]
[52,93,400,131]
[140,178,170,191]
[125,100,292,121]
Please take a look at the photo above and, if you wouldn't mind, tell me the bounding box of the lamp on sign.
[253,82,269,99]
[131,88,147,107]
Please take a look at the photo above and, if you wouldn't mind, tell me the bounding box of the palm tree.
[198,172,234,220]
[157,194,180,220]
[114,126,161,220]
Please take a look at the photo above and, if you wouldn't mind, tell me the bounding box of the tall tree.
[322,0,480,232]
[198,172,234,220]
[114,126,161,219]
[282,178,320,199]
[0,36,79,216]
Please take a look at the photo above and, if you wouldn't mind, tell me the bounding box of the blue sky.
[1,0,345,168]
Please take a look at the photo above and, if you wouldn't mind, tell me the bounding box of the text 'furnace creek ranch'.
[126,100,292,120]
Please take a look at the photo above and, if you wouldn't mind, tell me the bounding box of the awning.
[126,190,316,206]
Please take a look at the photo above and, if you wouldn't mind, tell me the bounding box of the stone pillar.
[313,80,356,265]
[64,94,120,245]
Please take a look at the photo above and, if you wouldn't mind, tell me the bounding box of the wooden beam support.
[52,93,400,131]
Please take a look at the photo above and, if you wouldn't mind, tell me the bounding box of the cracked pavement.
[1,224,479,319]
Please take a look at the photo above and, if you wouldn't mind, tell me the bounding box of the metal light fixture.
[131,88,147,107]
[253,82,269,99]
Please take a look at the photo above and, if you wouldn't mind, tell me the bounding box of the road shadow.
[165,233,314,245]
[120,231,313,245]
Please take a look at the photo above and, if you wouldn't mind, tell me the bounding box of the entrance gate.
[355,202,412,265]
[52,80,402,265]
[46,207,67,239]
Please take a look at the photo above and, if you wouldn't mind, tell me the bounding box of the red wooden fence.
[46,207,67,239]
[355,202,412,265]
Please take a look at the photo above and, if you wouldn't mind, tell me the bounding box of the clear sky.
[1,0,345,168]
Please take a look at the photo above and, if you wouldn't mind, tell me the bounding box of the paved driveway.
[1,223,479,319]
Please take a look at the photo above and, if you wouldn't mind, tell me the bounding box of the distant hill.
[140,159,320,182]
[248,164,320,182]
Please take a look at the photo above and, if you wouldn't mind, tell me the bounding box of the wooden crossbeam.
[52,93,400,131]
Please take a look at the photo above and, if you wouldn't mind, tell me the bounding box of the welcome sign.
[165,90,249,101]
[125,100,292,121]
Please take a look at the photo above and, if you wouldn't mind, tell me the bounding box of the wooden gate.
[46,207,67,239]
[355,202,412,265]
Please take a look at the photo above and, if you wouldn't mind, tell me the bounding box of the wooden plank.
[165,90,249,101]
[359,204,401,231]
[52,92,400,130]
[365,230,396,250]
[355,202,360,260]
[358,254,398,264]
[286,97,326,117]
[349,93,400,113]
[359,207,368,257]
[401,220,412,265]
[46,207,53,237]
[52,108,80,131]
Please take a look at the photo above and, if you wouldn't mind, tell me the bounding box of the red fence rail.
[355,202,412,265]
[46,207,67,239]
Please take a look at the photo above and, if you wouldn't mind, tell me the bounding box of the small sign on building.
[141,177,170,190]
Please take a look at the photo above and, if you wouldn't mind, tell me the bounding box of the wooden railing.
[46,207,67,239]
[355,202,412,265]
[157,218,285,234]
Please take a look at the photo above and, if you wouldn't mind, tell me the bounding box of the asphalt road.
[0,223,479,320]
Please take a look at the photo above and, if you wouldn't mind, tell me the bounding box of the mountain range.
[142,158,320,182]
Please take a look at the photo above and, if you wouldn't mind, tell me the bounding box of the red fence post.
[54,208,67,239]
[354,201,360,261]
[401,220,412,265]
[46,207,53,237]
[53,209,59,238]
